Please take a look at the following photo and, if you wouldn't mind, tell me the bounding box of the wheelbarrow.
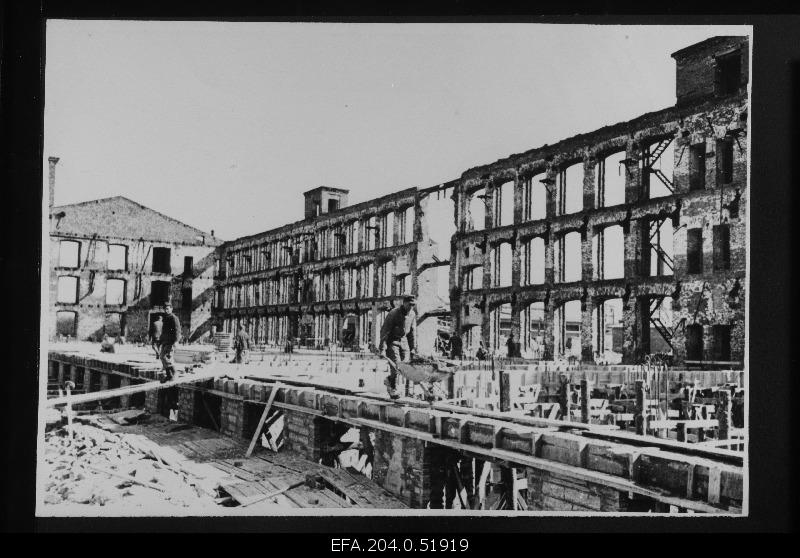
[383,355,459,403]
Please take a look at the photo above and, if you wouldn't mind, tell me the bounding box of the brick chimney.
[48,156,59,216]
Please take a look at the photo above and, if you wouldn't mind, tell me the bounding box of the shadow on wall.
[188,317,215,343]
[187,250,217,282]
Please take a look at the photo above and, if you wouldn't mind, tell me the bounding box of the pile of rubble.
[40,412,225,512]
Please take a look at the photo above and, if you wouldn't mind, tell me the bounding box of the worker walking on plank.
[159,302,181,383]
[232,325,251,364]
[377,294,417,399]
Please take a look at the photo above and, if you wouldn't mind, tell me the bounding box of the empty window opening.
[557,163,584,215]
[555,300,582,360]
[365,216,377,251]
[105,278,126,305]
[384,212,394,247]
[592,225,624,280]
[645,296,677,355]
[523,237,545,285]
[465,266,483,291]
[592,298,624,364]
[489,303,512,353]
[57,276,79,303]
[107,244,127,271]
[689,143,706,192]
[150,280,170,307]
[423,191,456,261]
[328,199,339,212]
[404,207,415,243]
[435,265,449,301]
[711,324,732,361]
[521,301,545,359]
[713,224,731,271]
[56,311,77,337]
[152,247,172,274]
[59,241,80,268]
[364,264,374,297]
[183,256,194,276]
[641,138,675,199]
[491,243,513,288]
[495,181,515,227]
[466,189,486,232]
[644,217,675,277]
[522,174,547,221]
[104,312,124,338]
[396,274,409,296]
[182,287,192,321]
[379,261,394,297]
[716,139,734,185]
[596,151,626,207]
[686,228,703,274]
[685,324,704,361]
[716,51,742,96]
[556,231,582,283]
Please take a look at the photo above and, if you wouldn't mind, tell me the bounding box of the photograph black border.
[2,1,796,535]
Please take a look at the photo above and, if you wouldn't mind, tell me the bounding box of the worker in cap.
[159,301,182,383]
[378,295,417,398]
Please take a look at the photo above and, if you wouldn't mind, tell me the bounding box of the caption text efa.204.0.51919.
[331,538,470,552]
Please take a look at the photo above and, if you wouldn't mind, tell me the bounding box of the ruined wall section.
[49,234,218,343]
[215,186,455,354]
[450,92,748,365]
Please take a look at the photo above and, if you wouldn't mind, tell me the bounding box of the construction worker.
[159,302,181,383]
[232,325,251,363]
[378,295,417,398]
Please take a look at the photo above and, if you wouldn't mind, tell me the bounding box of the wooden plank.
[44,364,238,408]
[245,382,282,458]
[258,377,742,465]
[707,467,722,505]
[350,416,729,513]
[649,419,718,429]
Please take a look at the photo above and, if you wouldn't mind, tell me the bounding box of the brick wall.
[48,234,218,343]
[177,387,196,423]
[144,389,160,415]
[282,409,322,462]
[526,468,630,512]
[220,397,245,438]
[371,430,436,508]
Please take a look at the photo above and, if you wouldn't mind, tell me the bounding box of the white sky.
[44,22,749,241]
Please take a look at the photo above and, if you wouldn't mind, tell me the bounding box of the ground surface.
[39,411,406,515]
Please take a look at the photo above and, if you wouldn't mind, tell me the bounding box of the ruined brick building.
[48,35,747,369]
[47,158,222,342]
[213,184,455,354]
[214,35,748,367]
[450,36,748,366]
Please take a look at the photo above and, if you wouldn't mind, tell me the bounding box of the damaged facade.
[48,35,747,370]
[213,184,455,355]
[215,36,748,367]
[48,158,222,342]
[450,36,748,366]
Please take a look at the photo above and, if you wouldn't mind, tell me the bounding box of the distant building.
[213,184,454,354]
[450,35,749,365]
[47,158,222,342]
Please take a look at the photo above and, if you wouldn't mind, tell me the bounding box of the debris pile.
[41,412,224,511]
